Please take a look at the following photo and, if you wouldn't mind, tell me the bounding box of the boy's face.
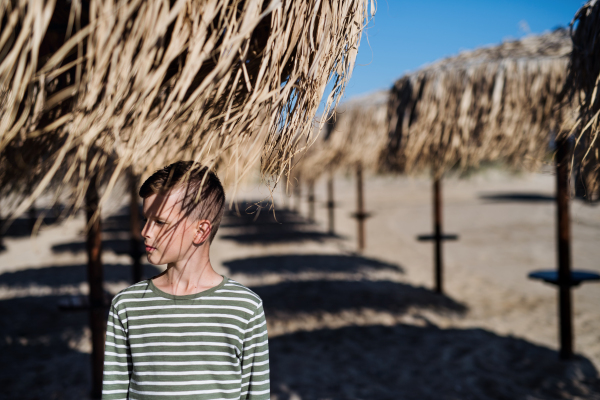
[141,188,205,266]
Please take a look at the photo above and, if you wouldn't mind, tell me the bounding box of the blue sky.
[334,0,584,103]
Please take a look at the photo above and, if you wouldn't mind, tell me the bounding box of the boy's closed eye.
[142,217,166,226]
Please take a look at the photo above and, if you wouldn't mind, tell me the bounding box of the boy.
[102,161,269,400]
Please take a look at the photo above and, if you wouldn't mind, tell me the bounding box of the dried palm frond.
[296,90,388,182]
[0,0,374,216]
[385,29,574,178]
[567,0,600,199]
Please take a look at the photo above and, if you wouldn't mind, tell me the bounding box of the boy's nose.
[141,221,151,239]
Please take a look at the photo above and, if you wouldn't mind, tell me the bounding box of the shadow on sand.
[219,201,337,244]
[51,239,146,256]
[46,204,145,257]
[0,294,92,399]
[224,254,403,275]
[269,323,600,400]
[0,264,163,288]
[479,192,556,203]
[0,205,70,241]
[0,260,163,399]
[254,279,466,315]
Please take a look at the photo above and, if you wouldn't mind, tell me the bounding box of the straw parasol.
[294,90,388,245]
[298,91,389,179]
[567,0,600,200]
[385,29,587,360]
[0,0,374,217]
[385,28,573,178]
[0,1,375,397]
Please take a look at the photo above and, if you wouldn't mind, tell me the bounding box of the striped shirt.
[102,276,269,400]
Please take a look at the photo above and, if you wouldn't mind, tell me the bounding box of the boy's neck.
[154,246,223,296]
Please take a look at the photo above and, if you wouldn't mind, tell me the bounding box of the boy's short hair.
[139,161,226,243]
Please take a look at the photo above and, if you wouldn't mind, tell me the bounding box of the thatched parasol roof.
[296,90,389,182]
[567,0,600,198]
[0,0,374,215]
[385,29,574,178]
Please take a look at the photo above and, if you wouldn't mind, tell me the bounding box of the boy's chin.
[146,253,164,266]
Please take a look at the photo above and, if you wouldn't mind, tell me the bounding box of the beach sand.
[1,169,600,399]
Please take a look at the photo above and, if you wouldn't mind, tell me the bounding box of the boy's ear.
[193,220,212,245]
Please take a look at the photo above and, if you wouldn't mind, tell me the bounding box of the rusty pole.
[308,181,315,222]
[327,175,335,235]
[556,137,573,360]
[85,174,105,399]
[356,163,365,252]
[129,170,143,283]
[433,177,443,294]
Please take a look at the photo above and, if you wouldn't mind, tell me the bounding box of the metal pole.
[129,170,143,283]
[85,174,104,399]
[356,163,365,252]
[327,175,335,235]
[433,177,443,294]
[556,137,573,360]
[308,181,315,222]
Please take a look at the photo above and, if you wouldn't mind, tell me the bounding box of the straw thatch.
[567,0,600,199]
[385,29,574,178]
[0,0,374,215]
[296,90,389,182]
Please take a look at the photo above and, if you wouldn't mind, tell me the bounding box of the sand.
[1,169,600,399]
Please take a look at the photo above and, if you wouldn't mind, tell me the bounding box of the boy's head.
[139,161,225,266]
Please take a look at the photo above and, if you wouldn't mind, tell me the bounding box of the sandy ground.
[1,169,600,399]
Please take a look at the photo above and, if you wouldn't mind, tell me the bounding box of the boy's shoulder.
[110,280,152,305]
[218,278,263,308]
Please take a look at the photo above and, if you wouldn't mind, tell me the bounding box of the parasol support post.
[307,181,315,222]
[556,137,573,360]
[353,163,368,252]
[293,179,301,213]
[129,169,143,283]
[434,177,443,294]
[28,201,37,233]
[327,175,335,235]
[85,173,105,399]
[0,211,4,250]
[282,179,289,210]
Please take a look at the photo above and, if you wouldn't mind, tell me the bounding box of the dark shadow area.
[221,201,307,228]
[270,324,600,400]
[0,207,64,239]
[0,264,163,288]
[0,294,92,399]
[479,192,556,203]
[101,204,143,233]
[51,239,146,256]
[219,201,338,244]
[255,279,467,316]
[224,254,403,275]
[50,205,146,257]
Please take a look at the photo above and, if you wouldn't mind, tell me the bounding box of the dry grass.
[0,0,374,217]
[385,29,575,178]
[567,0,600,199]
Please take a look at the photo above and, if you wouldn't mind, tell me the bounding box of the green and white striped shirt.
[102,276,269,400]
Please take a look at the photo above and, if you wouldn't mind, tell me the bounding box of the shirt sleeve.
[102,303,132,400]
[240,301,270,399]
